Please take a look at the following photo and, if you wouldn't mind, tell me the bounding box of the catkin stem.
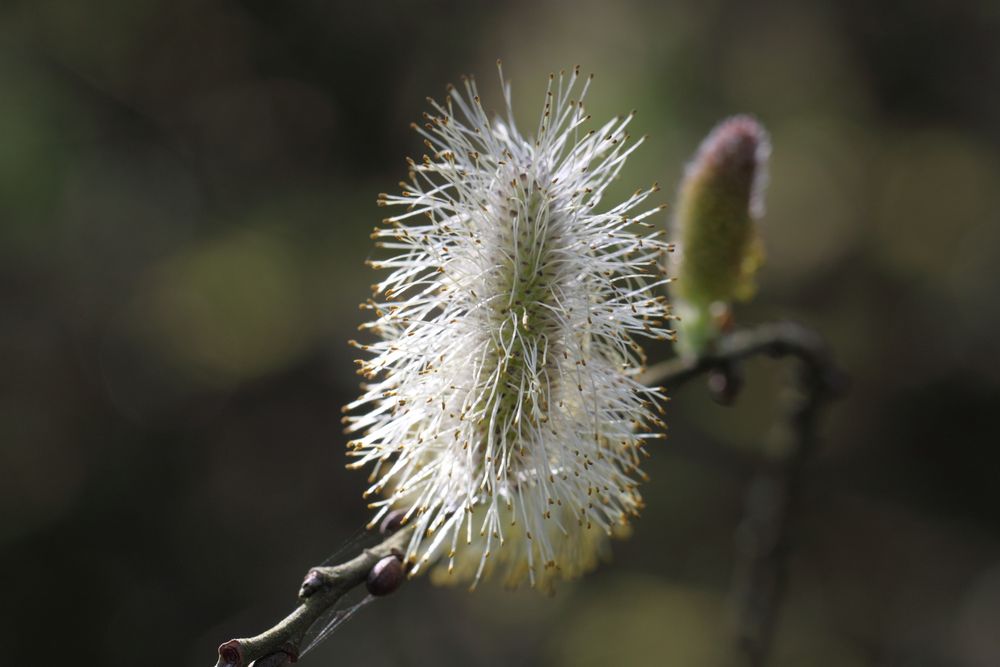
[213,321,844,667]
[214,525,414,667]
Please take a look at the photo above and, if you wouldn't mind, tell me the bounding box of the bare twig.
[212,321,843,667]
[641,322,846,667]
[215,524,414,667]
[640,321,842,393]
[645,321,845,666]
[728,328,845,667]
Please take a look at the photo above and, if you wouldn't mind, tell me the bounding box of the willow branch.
[640,321,842,394]
[728,329,844,666]
[642,321,844,666]
[213,321,843,667]
[215,524,414,667]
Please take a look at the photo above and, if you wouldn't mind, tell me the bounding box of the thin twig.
[213,321,843,667]
[643,321,845,666]
[642,322,846,667]
[640,321,841,393]
[215,524,414,667]
[728,328,844,667]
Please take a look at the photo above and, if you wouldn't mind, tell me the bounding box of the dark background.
[2,1,999,665]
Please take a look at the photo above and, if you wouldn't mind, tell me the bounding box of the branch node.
[299,569,327,599]
[213,524,415,665]
[218,640,244,667]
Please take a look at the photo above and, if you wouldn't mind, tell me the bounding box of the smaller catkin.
[671,116,770,357]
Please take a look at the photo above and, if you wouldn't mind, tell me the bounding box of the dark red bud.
[707,362,743,406]
[379,509,407,535]
[366,555,404,596]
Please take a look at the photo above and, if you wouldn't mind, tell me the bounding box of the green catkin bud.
[671,115,770,357]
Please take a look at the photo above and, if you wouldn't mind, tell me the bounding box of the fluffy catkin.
[345,64,671,590]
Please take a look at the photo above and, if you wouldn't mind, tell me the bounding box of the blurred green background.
[2,1,999,665]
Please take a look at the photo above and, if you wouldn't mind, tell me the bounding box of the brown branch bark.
[211,321,844,666]
[726,326,845,667]
[645,321,846,666]
[640,321,842,394]
[214,524,414,667]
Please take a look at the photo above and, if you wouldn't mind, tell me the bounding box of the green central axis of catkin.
[475,177,563,478]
